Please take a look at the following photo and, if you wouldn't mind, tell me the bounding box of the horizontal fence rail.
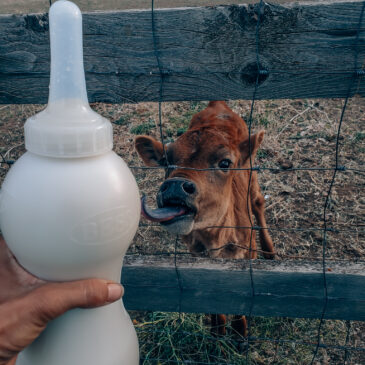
[1,0,365,104]
[121,255,365,321]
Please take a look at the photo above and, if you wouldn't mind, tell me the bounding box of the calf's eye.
[218,159,232,169]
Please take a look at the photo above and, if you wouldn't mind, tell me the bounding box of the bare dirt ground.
[0,98,364,364]
[1,99,364,261]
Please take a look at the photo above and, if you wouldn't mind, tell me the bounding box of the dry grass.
[133,311,364,364]
[0,98,364,364]
[85,98,365,261]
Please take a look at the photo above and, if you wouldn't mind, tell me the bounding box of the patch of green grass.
[113,115,131,126]
[189,101,206,111]
[243,114,271,128]
[258,116,270,127]
[256,149,268,159]
[130,120,155,135]
[137,312,248,365]
[176,127,187,136]
[168,115,189,132]
[168,102,207,136]
[165,128,174,138]
[134,312,350,365]
[353,131,365,142]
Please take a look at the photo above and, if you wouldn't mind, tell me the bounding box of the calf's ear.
[135,136,165,166]
[239,130,265,167]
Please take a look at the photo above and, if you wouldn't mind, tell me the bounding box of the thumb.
[31,279,124,321]
[0,280,123,363]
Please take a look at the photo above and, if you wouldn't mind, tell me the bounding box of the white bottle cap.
[24,0,113,158]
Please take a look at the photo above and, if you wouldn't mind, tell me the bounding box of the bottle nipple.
[48,0,88,108]
[24,0,113,158]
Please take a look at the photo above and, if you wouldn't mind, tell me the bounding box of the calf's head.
[135,101,264,236]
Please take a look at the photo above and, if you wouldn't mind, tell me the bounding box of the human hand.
[0,236,124,365]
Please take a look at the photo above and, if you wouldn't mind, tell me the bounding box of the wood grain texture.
[1,1,365,104]
[121,255,365,320]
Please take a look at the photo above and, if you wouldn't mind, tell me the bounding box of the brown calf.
[135,101,274,336]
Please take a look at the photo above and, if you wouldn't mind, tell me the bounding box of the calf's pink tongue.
[141,196,187,223]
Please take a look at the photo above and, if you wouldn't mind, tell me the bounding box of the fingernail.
[107,283,123,302]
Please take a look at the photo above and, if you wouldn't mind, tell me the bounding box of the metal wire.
[126,249,365,263]
[0,152,14,168]
[143,1,365,364]
[151,0,184,324]
[310,3,365,364]
[344,321,352,365]
[151,0,170,167]
[138,222,365,234]
[245,1,265,363]
[0,1,364,364]
[174,235,183,317]
[127,163,365,174]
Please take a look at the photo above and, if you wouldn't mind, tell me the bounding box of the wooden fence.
[122,255,365,321]
[1,0,365,103]
[0,0,364,322]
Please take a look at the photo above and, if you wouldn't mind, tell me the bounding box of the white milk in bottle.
[0,1,140,364]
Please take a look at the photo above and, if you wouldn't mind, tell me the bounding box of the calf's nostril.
[182,181,196,195]
[160,183,169,193]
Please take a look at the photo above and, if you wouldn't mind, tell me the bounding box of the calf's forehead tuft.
[190,108,248,140]
[170,128,239,163]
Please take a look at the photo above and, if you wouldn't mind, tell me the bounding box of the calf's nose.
[182,181,196,195]
[158,178,197,205]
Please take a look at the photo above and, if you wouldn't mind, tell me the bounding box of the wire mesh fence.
[0,0,365,364]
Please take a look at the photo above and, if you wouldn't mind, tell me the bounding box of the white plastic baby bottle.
[0,1,140,364]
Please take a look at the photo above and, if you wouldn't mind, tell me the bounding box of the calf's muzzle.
[141,177,197,228]
[157,177,197,207]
